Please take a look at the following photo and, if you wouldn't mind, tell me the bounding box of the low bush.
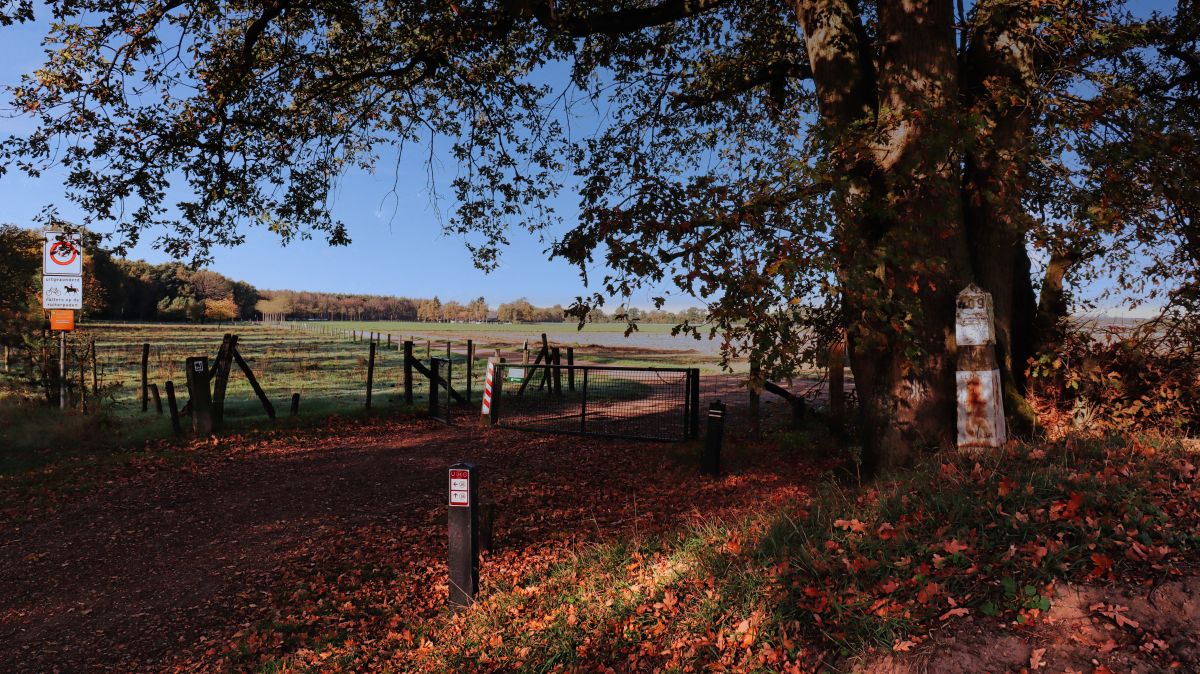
[1029,315,1200,438]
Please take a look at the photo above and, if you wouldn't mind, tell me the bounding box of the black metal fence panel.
[492,364,699,442]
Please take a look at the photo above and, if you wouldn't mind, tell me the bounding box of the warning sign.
[49,310,75,331]
[42,275,83,310]
[505,367,525,383]
[44,232,83,276]
[449,468,470,507]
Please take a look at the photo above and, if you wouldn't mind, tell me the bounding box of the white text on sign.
[42,275,83,310]
[449,469,470,507]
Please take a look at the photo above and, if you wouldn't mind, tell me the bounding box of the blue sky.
[0,2,1177,314]
[0,15,673,309]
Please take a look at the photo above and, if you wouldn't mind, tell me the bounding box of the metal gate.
[488,363,700,442]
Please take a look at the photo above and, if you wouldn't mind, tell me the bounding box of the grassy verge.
[413,433,1199,671]
[0,392,423,514]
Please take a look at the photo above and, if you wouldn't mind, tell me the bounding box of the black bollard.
[701,400,726,477]
[448,463,479,612]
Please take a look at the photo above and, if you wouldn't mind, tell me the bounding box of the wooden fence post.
[290,392,300,416]
[165,381,182,435]
[366,341,376,409]
[211,334,238,428]
[141,342,150,412]
[403,340,414,405]
[232,347,276,420]
[150,383,163,414]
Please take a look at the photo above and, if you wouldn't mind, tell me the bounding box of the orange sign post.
[50,310,75,331]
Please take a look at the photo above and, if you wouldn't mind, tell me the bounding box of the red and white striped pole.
[480,357,502,426]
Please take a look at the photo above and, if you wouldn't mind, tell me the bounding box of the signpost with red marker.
[42,232,83,410]
[448,463,479,611]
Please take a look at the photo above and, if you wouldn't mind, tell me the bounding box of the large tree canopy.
[2,0,1197,469]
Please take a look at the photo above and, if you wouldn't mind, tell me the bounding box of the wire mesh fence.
[490,363,700,442]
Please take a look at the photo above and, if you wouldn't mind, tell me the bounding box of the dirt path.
[0,404,826,672]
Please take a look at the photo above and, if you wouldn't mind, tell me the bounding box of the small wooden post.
[403,340,414,405]
[448,463,480,612]
[141,342,150,412]
[290,392,300,416]
[150,383,163,414]
[165,381,182,435]
[366,341,376,409]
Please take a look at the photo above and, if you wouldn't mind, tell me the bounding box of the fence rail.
[490,363,700,442]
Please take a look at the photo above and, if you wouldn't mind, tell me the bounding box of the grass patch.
[414,434,1200,671]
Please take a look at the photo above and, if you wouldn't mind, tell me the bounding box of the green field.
[34,320,723,419]
[0,320,727,460]
[81,322,490,418]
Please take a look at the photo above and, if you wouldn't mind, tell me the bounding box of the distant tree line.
[1,224,256,334]
[254,290,492,322]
